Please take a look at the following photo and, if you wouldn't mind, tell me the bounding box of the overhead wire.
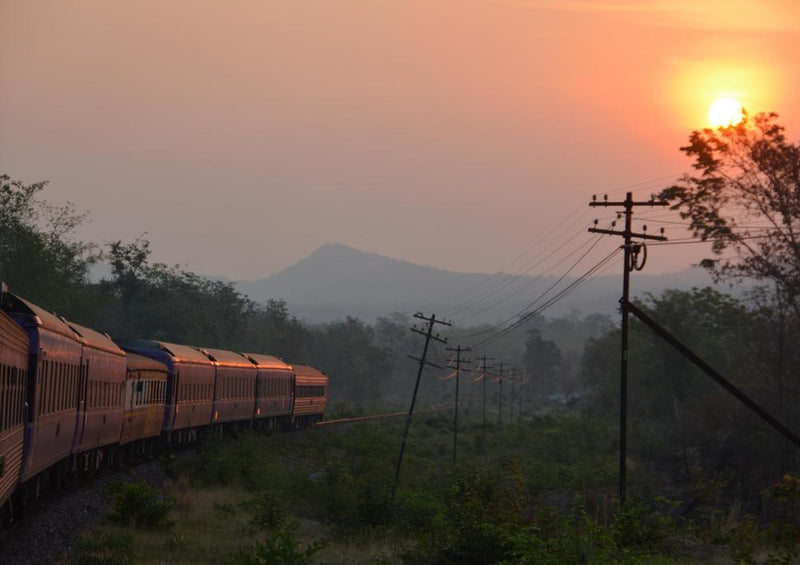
[469,246,623,349]
[458,231,610,340]
[438,173,684,320]
[441,201,593,316]
[452,232,602,323]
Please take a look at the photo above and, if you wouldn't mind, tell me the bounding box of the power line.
[443,203,593,316]
[469,246,622,349]
[460,232,610,341]
[452,232,603,322]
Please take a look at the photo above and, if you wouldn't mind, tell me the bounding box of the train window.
[40,360,47,415]
[51,363,57,413]
[1,364,6,431]
[60,363,66,411]
[2,365,5,431]
[50,364,56,413]
[9,368,13,428]
[50,361,55,412]
[55,363,61,412]
[61,363,66,411]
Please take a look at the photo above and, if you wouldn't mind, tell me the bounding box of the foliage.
[310,316,394,405]
[582,286,794,492]
[661,111,800,314]
[70,530,136,565]
[0,174,98,317]
[243,489,290,532]
[523,328,563,401]
[106,481,174,530]
[233,526,325,565]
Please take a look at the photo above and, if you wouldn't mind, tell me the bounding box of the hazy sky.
[2,0,799,280]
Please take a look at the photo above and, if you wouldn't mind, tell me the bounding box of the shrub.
[243,489,289,532]
[71,530,135,565]
[233,526,325,565]
[106,481,174,530]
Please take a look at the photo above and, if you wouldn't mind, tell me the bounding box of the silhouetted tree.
[0,174,97,315]
[661,111,800,314]
[523,329,562,401]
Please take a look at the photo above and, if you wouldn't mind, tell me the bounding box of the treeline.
[0,174,393,406]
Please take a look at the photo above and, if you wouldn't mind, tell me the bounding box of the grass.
[66,412,800,564]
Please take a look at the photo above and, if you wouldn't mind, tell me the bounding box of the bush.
[106,481,174,530]
[71,530,135,565]
[233,526,324,565]
[243,490,289,532]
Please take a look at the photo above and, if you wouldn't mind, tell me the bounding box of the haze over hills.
[235,243,725,324]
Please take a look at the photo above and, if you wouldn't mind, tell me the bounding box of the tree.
[661,111,800,314]
[310,317,393,405]
[523,329,562,401]
[0,174,97,315]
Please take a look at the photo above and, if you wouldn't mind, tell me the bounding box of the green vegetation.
[106,482,175,531]
[67,417,800,564]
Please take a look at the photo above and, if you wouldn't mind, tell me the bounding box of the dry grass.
[78,485,260,564]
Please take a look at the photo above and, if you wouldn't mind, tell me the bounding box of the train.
[0,285,328,526]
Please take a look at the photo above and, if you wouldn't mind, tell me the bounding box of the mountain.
[235,243,722,324]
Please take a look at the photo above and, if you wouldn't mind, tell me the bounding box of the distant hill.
[234,243,728,324]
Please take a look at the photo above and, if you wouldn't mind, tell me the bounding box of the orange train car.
[2,294,83,484]
[202,348,257,426]
[121,340,215,443]
[0,309,28,525]
[119,353,168,450]
[68,322,127,462]
[243,353,293,429]
[291,364,328,428]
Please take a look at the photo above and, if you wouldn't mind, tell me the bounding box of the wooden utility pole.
[393,312,450,500]
[496,362,505,425]
[510,367,516,423]
[446,345,471,467]
[589,192,667,503]
[475,354,494,437]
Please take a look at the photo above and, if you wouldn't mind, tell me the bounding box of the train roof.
[0,308,29,356]
[200,347,254,368]
[123,339,214,366]
[2,293,78,339]
[242,353,292,371]
[67,321,125,356]
[126,352,169,374]
[292,364,327,378]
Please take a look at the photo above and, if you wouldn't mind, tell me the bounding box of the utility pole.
[589,192,667,503]
[393,312,450,500]
[510,367,516,423]
[446,345,471,467]
[496,362,505,425]
[475,354,494,438]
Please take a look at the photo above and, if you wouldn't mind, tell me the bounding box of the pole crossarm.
[407,355,445,370]
[590,198,668,207]
[626,301,800,448]
[588,228,667,241]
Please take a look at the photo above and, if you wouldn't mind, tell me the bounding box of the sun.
[708,97,743,128]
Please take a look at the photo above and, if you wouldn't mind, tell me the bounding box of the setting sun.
[708,97,743,128]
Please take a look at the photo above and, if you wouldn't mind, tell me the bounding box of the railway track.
[314,406,447,427]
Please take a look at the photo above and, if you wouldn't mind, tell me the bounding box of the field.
[65,412,800,565]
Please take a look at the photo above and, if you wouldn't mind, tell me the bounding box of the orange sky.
[2,0,799,279]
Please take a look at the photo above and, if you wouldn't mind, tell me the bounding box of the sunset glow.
[708,97,744,128]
